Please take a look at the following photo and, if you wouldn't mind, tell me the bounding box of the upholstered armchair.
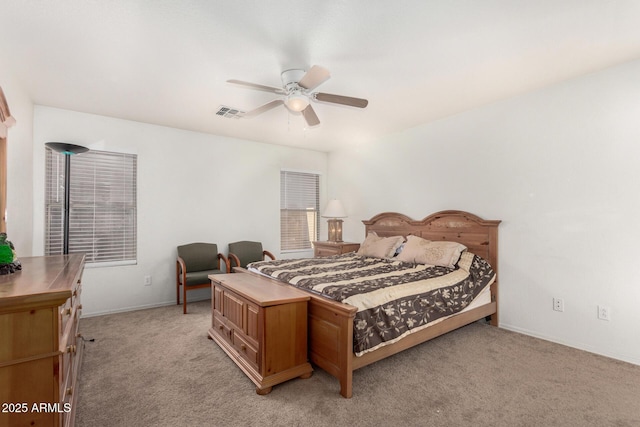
[176,242,228,314]
[228,241,275,271]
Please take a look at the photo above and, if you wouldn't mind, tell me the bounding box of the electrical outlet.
[553,298,564,312]
[144,275,152,286]
[598,305,610,321]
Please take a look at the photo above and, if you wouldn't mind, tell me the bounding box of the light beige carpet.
[76,300,640,426]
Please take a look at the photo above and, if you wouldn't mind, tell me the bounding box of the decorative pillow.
[357,232,405,259]
[396,235,467,268]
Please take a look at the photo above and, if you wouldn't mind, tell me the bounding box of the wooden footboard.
[306,290,496,398]
[306,295,357,398]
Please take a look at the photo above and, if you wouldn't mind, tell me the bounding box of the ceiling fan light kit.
[226,65,368,127]
[285,92,309,112]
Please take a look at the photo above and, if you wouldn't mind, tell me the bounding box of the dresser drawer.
[212,315,233,344]
[316,246,339,256]
[60,301,80,355]
[233,331,259,368]
[59,311,78,413]
[313,242,360,257]
[71,283,81,310]
[59,278,82,334]
[59,297,73,336]
[60,355,74,409]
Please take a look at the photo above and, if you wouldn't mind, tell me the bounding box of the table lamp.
[322,199,347,242]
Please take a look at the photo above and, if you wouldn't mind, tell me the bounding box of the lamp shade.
[322,199,347,218]
[285,93,309,112]
[45,142,89,155]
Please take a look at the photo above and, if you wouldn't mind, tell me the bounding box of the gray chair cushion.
[229,241,264,268]
[178,243,219,272]
[184,269,223,286]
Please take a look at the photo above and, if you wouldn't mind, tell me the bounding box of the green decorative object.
[0,232,21,275]
[0,245,13,264]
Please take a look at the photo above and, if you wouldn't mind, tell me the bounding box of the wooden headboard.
[362,210,501,274]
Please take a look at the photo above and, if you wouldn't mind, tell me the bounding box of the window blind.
[45,148,137,265]
[280,170,319,251]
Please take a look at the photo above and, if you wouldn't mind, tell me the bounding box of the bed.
[239,210,500,398]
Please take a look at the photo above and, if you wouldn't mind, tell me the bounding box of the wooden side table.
[312,241,361,257]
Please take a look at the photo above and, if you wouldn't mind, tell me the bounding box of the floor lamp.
[45,142,89,254]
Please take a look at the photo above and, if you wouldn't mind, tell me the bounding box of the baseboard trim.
[81,296,211,318]
[500,323,640,366]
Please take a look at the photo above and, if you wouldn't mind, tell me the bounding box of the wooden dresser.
[208,273,312,395]
[0,254,85,427]
[312,241,360,257]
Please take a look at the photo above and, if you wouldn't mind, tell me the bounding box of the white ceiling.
[2,0,640,152]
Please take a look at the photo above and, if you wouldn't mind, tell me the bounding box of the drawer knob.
[66,387,73,396]
[66,345,76,354]
[240,344,246,351]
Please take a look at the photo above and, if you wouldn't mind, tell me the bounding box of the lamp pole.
[45,142,89,254]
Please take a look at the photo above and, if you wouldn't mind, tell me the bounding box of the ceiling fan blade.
[298,65,331,91]
[227,79,284,94]
[301,104,320,127]
[314,92,368,108]
[243,99,284,118]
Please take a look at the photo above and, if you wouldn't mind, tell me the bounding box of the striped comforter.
[248,252,495,355]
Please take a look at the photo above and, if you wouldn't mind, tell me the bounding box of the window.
[45,148,137,265]
[280,170,319,251]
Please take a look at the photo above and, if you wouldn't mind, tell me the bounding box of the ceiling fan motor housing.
[281,69,306,92]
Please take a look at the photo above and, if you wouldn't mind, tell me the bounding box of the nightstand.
[312,241,361,257]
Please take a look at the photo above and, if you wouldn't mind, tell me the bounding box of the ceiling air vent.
[215,105,244,119]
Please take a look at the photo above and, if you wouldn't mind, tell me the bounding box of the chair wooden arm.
[176,256,187,285]
[228,253,241,272]
[263,250,276,261]
[176,256,187,307]
[218,253,230,273]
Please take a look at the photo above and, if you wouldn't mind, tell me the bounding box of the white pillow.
[396,235,467,268]
[357,232,405,259]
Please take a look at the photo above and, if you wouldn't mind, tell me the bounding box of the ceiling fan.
[226,65,368,127]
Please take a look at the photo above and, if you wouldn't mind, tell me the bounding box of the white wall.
[328,59,640,365]
[32,107,327,316]
[1,68,34,255]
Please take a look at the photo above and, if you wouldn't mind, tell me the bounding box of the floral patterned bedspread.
[248,252,495,356]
